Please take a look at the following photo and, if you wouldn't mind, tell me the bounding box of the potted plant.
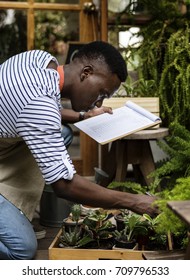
[62,204,83,232]
[121,76,157,97]
[113,213,149,249]
[114,209,130,231]
[80,204,101,216]
[113,226,137,249]
[82,209,115,249]
[59,224,93,249]
[108,181,148,231]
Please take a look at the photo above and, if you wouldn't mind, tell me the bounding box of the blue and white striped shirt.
[0,50,75,184]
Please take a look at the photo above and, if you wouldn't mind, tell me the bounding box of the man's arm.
[51,174,158,217]
[61,106,113,123]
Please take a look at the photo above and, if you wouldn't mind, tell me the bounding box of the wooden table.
[115,127,169,185]
[167,200,190,260]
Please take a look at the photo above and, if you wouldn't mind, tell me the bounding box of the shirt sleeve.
[16,96,76,184]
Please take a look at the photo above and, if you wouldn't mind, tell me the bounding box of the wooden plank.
[143,250,185,260]
[80,132,98,176]
[167,201,190,226]
[79,0,98,42]
[0,2,81,10]
[100,0,108,41]
[27,5,34,50]
[49,247,143,260]
[103,97,160,115]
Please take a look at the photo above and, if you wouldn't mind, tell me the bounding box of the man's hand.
[132,194,159,217]
[61,106,112,123]
[85,106,113,119]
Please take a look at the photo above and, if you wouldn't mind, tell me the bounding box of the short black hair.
[74,41,127,82]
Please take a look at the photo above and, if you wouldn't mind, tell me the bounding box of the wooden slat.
[143,250,185,260]
[0,2,28,9]
[167,201,190,226]
[100,0,108,41]
[27,4,34,50]
[0,2,81,11]
[80,132,98,176]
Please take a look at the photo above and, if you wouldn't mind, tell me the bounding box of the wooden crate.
[49,229,144,260]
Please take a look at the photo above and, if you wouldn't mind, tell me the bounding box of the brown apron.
[0,138,45,221]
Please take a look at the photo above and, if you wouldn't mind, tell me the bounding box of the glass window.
[34,10,79,64]
[0,9,27,63]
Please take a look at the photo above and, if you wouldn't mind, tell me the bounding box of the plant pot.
[62,217,83,233]
[114,213,125,231]
[94,167,110,186]
[82,235,114,250]
[136,234,150,250]
[114,238,137,249]
[80,205,100,216]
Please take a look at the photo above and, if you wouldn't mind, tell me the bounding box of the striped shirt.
[0,50,75,184]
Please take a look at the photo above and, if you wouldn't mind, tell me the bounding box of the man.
[0,41,157,260]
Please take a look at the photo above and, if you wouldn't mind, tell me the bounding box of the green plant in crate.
[113,213,149,248]
[70,204,81,223]
[62,203,83,233]
[59,225,93,248]
[82,209,114,248]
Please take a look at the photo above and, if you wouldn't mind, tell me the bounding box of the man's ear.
[80,65,93,81]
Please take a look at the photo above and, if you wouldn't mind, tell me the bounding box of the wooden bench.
[101,97,169,186]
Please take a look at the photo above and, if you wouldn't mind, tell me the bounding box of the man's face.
[70,63,121,112]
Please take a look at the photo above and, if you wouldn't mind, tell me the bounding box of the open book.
[74,100,161,145]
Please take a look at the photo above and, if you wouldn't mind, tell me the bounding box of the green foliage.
[123,0,190,129]
[122,77,157,97]
[143,213,160,232]
[150,122,190,189]
[107,180,147,193]
[70,204,81,223]
[159,24,190,129]
[59,225,93,248]
[82,209,113,245]
[148,176,190,248]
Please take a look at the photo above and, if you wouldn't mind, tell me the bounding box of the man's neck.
[57,65,64,92]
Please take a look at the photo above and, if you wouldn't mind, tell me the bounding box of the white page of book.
[127,100,160,122]
[74,101,161,145]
